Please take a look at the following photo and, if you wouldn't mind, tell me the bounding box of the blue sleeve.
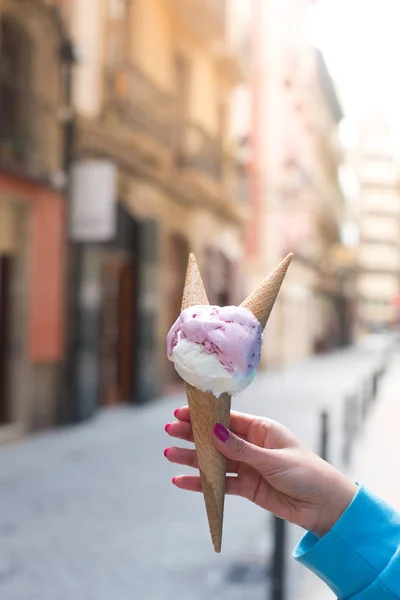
[293,486,400,599]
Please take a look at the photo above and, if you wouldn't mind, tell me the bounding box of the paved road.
[0,347,387,600]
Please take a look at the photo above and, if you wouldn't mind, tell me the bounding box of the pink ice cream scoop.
[167,305,263,397]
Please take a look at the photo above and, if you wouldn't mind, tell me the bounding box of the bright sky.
[306,0,400,131]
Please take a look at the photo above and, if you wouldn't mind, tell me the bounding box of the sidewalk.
[297,352,400,599]
[351,353,400,509]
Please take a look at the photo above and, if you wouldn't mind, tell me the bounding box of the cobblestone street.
[0,347,388,600]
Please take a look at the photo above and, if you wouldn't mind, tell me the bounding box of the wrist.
[312,474,358,538]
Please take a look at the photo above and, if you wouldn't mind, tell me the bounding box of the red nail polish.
[174,409,179,418]
[165,424,171,433]
[164,448,169,458]
[213,423,229,442]
[172,477,177,485]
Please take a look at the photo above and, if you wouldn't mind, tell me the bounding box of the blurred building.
[68,0,251,417]
[0,0,251,434]
[0,0,70,437]
[353,119,400,333]
[248,0,352,368]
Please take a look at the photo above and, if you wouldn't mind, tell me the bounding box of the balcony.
[103,64,173,150]
[0,77,62,183]
[177,122,221,182]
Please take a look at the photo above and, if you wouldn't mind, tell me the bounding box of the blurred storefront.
[0,1,66,436]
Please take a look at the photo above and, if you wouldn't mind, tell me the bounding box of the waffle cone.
[240,254,293,328]
[181,253,209,309]
[181,254,229,553]
[184,384,231,553]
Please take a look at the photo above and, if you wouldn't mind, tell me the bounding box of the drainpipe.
[58,19,79,424]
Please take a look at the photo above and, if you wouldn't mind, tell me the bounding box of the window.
[173,53,191,158]
[108,0,126,20]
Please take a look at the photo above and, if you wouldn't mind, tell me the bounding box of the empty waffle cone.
[240,254,293,328]
[181,254,230,553]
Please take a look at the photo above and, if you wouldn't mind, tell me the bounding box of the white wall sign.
[69,159,117,241]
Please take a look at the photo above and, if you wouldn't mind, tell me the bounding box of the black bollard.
[270,516,286,600]
[320,411,329,462]
[342,395,356,466]
[372,372,378,399]
[361,380,370,419]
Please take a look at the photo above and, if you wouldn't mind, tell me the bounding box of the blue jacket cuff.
[293,485,400,598]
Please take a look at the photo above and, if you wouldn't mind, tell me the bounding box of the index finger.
[174,406,259,437]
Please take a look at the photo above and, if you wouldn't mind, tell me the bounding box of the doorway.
[166,233,189,385]
[174,52,190,162]
[100,254,136,406]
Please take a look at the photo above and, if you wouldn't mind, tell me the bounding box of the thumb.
[213,423,274,472]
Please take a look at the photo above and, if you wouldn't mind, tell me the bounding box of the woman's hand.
[165,407,357,537]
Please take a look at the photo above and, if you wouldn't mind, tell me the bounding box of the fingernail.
[172,477,177,485]
[213,423,229,442]
[174,409,179,418]
[164,448,170,458]
[165,424,171,433]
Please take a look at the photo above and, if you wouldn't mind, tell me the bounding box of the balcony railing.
[178,122,222,182]
[0,78,62,182]
[103,64,173,147]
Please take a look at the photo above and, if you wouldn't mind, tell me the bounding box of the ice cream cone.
[181,254,230,553]
[177,253,293,552]
[240,254,293,328]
